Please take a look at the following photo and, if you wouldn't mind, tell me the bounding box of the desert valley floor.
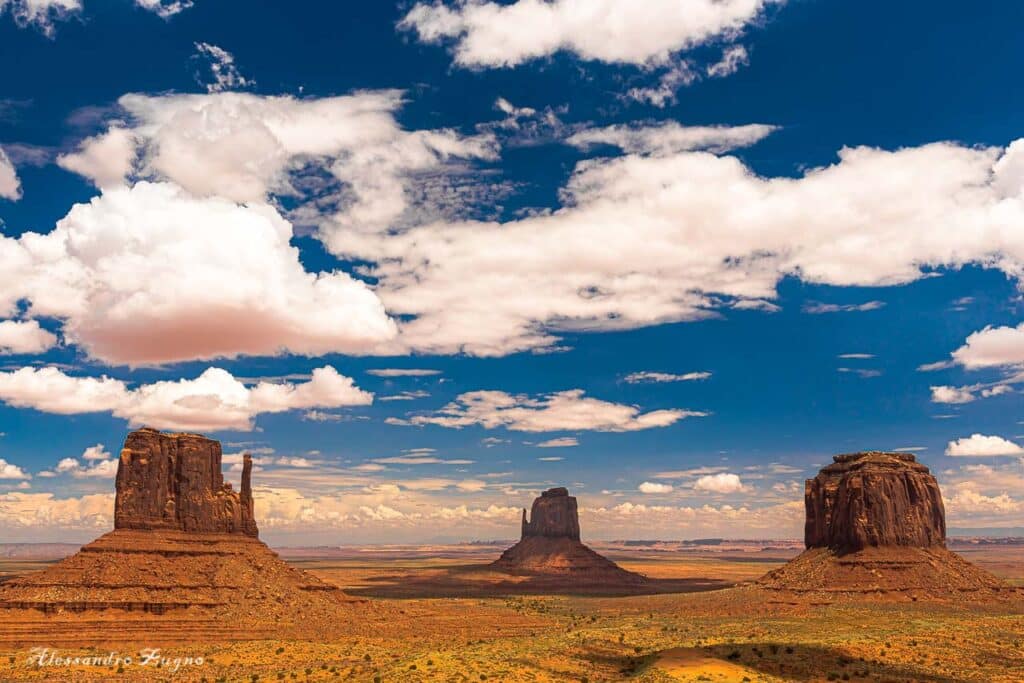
[1,539,1021,682]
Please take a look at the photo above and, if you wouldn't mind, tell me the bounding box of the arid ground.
[1,539,1021,682]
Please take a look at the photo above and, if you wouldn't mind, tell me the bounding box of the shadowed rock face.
[115,428,258,537]
[804,452,945,554]
[521,487,581,541]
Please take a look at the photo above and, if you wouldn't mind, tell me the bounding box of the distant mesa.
[758,452,1008,598]
[0,428,362,644]
[491,487,644,584]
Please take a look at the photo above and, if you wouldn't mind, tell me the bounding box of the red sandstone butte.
[492,487,643,583]
[0,428,362,642]
[757,452,1006,598]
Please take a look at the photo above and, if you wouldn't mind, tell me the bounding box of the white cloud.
[803,301,886,314]
[379,390,430,401]
[931,383,1013,404]
[946,483,1023,517]
[624,371,711,384]
[0,320,58,355]
[366,368,442,377]
[372,454,474,465]
[537,456,563,462]
[398,389,705,432]
[951,323,1024,369]
[567,121,776,156]
[0,0,80,35]
[81,444,110,461]
[342,139,1024,356]
[57,127,138,189]
[0,145,21,200]
[0,181,395,365]
[0,492,113,537]
[535,437,579,448]
[625,59,700,107]
[399,0,780,68]
[837,367,881,378]
[47,455,118,479]
[946,434,1024,457]
[706,44,749,78]
[0,458,30,479]
[194,42,252,93]
[838,353,874,359]
[693,472,744,493]
[134,0,192,18]
[61,91,497,226]
[639,481,673,494]
[0,364,372,432]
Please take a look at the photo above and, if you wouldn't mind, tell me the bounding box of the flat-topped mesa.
[114,428,258,537]
[521,487,581,541]
[804,451,945,554]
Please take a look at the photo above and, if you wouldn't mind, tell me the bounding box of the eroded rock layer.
[493,488,643,584]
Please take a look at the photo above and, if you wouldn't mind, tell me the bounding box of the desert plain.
[0,537,1021,682]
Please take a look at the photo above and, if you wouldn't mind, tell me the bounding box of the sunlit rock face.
[114,428,258,537]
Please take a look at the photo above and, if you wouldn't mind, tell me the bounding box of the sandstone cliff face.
[114,428,258,536]
[804,451,945,554]
[521,487,581,541]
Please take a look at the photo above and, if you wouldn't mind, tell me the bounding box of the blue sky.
[0,0,1022,544]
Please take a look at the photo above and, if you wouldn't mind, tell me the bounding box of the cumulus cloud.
[58,91,496,228]
[399,0,780,68]
[0,365,372,431]
[946,483,1023,517]
[945,434,1024,457]
[0,0,80,35]
[193,42,253,93]
[693,472,745,493]
[397,389,705,432]
[0,143,25,204]
[931,383,1013,404]
[568,121,776,156]
[0,458,30,479]
[81,444,110,461]
[0,182,395,365]
[638,481,673,494]
[951,322,1024,369]
[340,138,1024,356]
[0,492,113,538]
[42,453,118,479]
[0,320,58,355]
[0,145,22,200]
[57,126,138,189]
[624,371,711,384]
